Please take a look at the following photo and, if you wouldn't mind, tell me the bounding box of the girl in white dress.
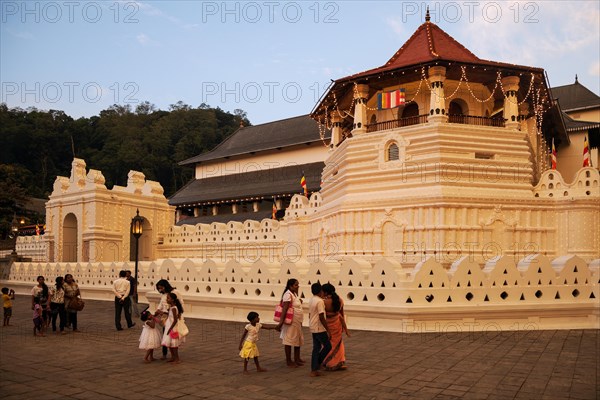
[161,293,185,363]
[139,309,162,362]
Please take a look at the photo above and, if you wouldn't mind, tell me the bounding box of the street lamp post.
[130,209,144,301]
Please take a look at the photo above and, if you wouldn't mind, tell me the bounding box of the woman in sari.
[322,283,350,370]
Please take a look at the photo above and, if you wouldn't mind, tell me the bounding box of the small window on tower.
[387,143,399,161]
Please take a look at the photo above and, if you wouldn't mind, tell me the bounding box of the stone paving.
[0,295,598,400]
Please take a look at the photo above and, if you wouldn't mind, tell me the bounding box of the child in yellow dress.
[238,311,276,374]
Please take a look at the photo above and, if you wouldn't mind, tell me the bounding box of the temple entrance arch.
[399,103,420,119]
[62,213,78,262]
[449,99,468,116]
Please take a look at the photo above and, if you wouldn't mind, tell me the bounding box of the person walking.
[139,309,162,362]
[49,277,67,334]
[2,287,15,326]
[31,276,50,328]
[322,283,350,371]
[125,270,140,318]
[308,282,331,377]
[238,311,277,374]
[161,292,185,363]
[113,270,135,331]
[276,278,305,367]
[154,279,184,360]
[63,274,81,332]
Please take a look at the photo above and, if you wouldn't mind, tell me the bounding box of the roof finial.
[575,74,578,83]
[425,6,430,22]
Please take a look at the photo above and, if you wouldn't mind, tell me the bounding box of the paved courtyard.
[0,295,598,399]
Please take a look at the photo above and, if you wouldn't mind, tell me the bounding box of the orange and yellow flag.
[551,138,557,170]
[300,174,308,197]
[583,135,590,167]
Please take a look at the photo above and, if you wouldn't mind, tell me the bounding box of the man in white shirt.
[113,270,134,331]
[309,282,331,377]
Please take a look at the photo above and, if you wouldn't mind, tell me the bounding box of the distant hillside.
[0,101,250,238]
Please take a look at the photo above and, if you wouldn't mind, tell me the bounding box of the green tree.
[0,164,30,239]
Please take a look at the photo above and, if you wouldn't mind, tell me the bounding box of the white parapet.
[2,254,598,333]
[15,236,47,262]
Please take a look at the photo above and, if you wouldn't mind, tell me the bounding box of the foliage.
[0,102,250,203]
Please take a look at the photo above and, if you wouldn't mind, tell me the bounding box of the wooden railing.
[367,114,506,133]
[366,114,428,132]
[448,114,505,127]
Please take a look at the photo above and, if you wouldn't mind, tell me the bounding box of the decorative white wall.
[4,254,598,332]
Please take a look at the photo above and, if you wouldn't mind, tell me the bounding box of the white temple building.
[5,17,599,332]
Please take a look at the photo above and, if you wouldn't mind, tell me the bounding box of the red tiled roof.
[385,21,480,67]
[336,21,542,83]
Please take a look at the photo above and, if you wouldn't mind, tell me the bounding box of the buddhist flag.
[272,201,277,220]
[377,89,405,110]
[300,173,308,197]
[551,138,557,170]
[583,135,591,167]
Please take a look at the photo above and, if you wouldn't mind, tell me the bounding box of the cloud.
[129,1,183,26]
[386,17,406,37]
[5,28,34,40]
[589,61,600,77]
[458,1,600,65]
[136,33,159,46]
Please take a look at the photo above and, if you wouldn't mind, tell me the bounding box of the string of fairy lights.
[316,64,553,173]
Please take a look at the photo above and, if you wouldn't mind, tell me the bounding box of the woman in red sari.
[322,283,350,370]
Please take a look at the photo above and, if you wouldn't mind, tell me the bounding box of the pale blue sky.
[2,1,599,124]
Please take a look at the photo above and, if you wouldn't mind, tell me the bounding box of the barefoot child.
[139,309,162,362]
[33,297,45,336]
[2,287,15,326]
[161,293,185,363]
[238,311,277,374]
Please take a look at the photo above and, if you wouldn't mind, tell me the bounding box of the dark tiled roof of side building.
[176,209,284,226]
[562,112,600,132]
[169,162,324,206]
[551,79,600,112]
[179,115,330,166]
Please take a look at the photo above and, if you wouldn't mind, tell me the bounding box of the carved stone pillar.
[502,76,520,129]
[427,66,447,123]
[352,84,369,135]
[518,102,529,131]
[331,113,343,147]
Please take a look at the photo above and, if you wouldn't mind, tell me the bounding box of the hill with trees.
[0,102,250,239]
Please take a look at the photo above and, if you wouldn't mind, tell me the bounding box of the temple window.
[387,143,400,161]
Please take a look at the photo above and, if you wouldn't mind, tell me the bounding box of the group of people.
[138,279,187,364]
[6,274,349,376]
[21,274,83,336]
[238,278,350,377]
